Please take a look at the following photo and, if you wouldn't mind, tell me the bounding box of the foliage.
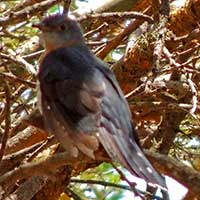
[0,0,200,199]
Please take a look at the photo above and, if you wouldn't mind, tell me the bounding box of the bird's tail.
[123,139,167,190]
[98,126,167,191]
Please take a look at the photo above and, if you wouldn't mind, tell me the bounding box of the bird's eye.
[60,24,66,31]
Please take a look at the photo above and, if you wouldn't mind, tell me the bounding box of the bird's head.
[33,14,84,51]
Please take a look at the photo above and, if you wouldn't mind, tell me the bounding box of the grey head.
[33,14,84,51]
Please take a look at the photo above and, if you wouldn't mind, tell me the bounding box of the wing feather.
[95,62,166,189]
[39,48,105,158]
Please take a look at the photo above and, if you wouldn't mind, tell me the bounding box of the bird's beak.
[32,22,44,30]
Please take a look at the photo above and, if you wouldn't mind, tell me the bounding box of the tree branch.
[145,150,200,196]
[78,11,153,23]
[0,81,11,162]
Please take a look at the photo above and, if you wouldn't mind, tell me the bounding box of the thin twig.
[0,141,47,175]
[63,0,71,14]
[78,11,153,23]
[0,0,63,27]
[125,83,146,100]
[22,50,44,59]
[111,163,143,198]
[181,54,200,67]
[0,72,36,88]
[152,0,169,72]
[0,81,11,163]
[3,0,45,16]
[7,49,37,75]
[70,178,156,198]
[25,136,56,162]
[0,52,36,75]
[163,46,180,67]
[64,187,82,200]
[96,7,152,59]
[174,28,200,43]
[187,78,198,115]
[84,23,108,37]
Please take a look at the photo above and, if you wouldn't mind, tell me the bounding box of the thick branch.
[146,150,200,196]
[0,150,103,189]
[1,144,200,197]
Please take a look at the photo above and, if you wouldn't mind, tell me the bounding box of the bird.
[33,13,166,190]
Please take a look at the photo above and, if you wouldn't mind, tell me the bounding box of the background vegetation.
[0,0,200,199]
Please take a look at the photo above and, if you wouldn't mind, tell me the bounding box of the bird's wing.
[39,51,106,158]
[95,59,166,189]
